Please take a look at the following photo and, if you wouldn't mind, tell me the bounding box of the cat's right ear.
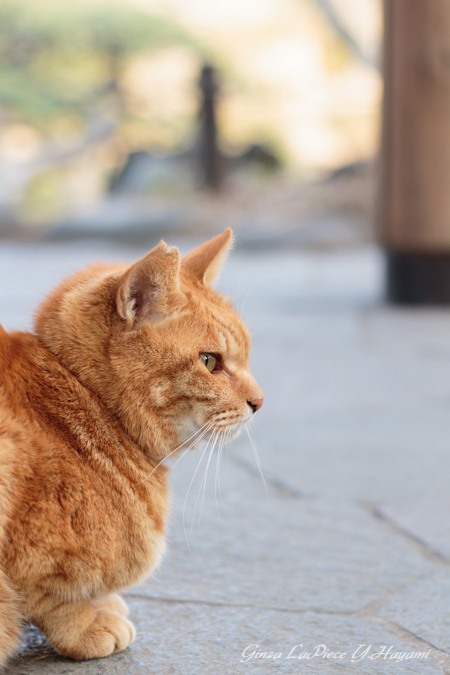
[116,241,185,329]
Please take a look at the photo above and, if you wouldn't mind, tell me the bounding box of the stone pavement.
[1,240,450,674]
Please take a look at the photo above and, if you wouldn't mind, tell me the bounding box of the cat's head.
[35,229,263,459]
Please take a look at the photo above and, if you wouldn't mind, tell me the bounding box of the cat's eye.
[199,353,217,372]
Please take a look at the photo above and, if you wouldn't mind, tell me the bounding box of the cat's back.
[0,325,39,437]
[0,325,54,432]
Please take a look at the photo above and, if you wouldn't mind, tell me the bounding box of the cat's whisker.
[199,428,223,529]
[147,445,191,501]
[221,425,230,461]
[191,432,214,528]
[183,433,214,549]
[247,310,265,337]
[245,423,268,495]
[214,431,223,519]
[145,425,213,502]
[172,423,213,464]
[134,422,211,486]
[194,429,220,530]
[173,422,212,453]
[216,429,229,518]
[247,421,256,443]
[248,317,270,339]
[239,273,280,318]
[167,444,194,473]
[169,422,212,460]
[196,444,214,531]
[214,426,234,518]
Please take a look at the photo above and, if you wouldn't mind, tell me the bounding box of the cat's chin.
[175,403,255,454]
[185,422,244,451]
[221,424,244,443]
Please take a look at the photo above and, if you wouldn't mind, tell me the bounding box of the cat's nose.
[247,397,264,413]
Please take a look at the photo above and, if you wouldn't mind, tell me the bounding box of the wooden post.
[380,0,450,303]
[197,64,222,191]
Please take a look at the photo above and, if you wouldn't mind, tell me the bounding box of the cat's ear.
[182,228,233,286]
[117,241,185,328]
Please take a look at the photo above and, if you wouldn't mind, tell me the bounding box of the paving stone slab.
[131,454,438,614]
[380,493,450,560]
[248,405,450,504]
[10,600,441,675]
[245,305,450,505]
[377,571,450,655]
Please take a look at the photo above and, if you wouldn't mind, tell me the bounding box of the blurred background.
[0,0,382,247]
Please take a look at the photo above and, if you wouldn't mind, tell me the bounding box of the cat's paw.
[92,593,129,618]
[58,609,136,660]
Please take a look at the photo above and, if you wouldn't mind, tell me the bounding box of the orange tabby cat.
[0,229,263,667]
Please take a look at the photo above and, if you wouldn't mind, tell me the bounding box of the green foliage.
[0,0,196,122]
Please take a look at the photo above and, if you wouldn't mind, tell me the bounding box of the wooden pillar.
[380,0,450,303]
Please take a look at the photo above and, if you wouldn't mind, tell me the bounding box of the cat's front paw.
[56,608,136,660]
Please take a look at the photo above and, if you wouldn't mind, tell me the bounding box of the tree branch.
[313,0,379,70]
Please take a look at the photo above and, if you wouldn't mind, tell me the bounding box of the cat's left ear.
[117,241,185,328]
[181,228,233,286]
